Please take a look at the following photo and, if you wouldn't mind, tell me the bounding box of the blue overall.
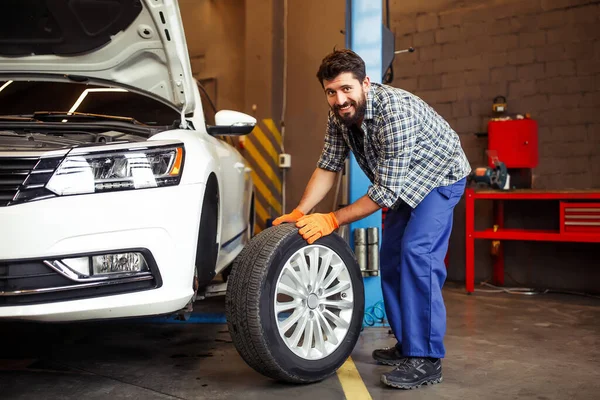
[379,177,466,358]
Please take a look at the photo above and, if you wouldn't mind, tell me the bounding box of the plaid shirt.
[317,82,471,209]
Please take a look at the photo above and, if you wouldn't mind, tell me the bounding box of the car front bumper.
[0,183,206,321]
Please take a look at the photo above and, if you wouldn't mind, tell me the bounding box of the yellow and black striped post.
[242,118,283,233]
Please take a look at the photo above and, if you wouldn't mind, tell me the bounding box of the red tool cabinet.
[487,119,538,168]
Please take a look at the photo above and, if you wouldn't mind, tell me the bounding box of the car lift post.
[345,0,385,325]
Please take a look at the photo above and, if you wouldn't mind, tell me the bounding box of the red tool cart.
[464,110,600,292]
[464,189,600,293]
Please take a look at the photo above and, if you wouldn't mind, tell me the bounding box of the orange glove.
[273,208,304,226]
[295,212,339,244]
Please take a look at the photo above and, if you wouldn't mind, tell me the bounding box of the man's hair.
[316,49,366,87]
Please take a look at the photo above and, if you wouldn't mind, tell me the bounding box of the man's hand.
[295,212,339,244]
[272,208,304,226]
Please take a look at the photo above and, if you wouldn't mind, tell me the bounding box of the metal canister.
[367,227,379,276]
[354,228,367,276]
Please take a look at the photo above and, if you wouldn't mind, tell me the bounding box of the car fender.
[150,128,224,274]
[149,129,221,186]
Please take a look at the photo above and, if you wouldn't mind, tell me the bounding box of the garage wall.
[388,0,600,291]
[283,0,347,215]
[179,0,246,112]
[389,0,600,186]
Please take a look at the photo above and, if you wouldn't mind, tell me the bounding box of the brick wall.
[388,0,600,291]
[390,0,600,188]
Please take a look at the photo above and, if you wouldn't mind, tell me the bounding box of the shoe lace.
[394,358,414,373]
[395,358,428,373]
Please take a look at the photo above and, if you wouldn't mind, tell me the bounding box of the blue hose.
[363,300,387,327]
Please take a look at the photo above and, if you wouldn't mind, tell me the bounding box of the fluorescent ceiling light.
[68,88,128,114]
[0,80,13,93]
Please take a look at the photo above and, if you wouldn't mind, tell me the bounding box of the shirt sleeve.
[316,112,350,172]
[367,104,419,208]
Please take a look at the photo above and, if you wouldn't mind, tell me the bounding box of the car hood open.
[0,0,196,115]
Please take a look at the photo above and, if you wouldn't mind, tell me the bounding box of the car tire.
[226,223,364,383]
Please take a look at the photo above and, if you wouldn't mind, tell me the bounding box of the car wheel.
[226,223,364,383]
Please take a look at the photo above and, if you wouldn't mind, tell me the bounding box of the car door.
[215,140,249,243]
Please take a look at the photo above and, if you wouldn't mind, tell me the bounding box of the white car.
[0,0,364,384]
[0,0,256,320]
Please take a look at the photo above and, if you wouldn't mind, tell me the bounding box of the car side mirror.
[207,110,256,136]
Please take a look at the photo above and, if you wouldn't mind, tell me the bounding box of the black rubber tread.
[226,228,277,374]
[226,224,364,383]
[226,226,290,380]
[228,225,302,381]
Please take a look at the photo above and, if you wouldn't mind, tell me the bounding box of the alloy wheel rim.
[274,244,354,360]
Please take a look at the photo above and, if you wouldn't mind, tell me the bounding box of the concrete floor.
[0,283,598,400]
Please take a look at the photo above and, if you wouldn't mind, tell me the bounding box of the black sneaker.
[372,346,406,366]
[381,358,443,389]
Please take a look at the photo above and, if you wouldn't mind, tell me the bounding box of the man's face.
[323,72,370,127]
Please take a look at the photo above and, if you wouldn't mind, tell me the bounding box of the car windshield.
[0,80,180,126]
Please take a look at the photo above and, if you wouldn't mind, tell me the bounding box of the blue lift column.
[345,0,385,324]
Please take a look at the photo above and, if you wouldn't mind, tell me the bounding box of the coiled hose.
[362,300,387,329]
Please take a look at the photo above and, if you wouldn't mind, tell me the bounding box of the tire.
[226,223,364,383]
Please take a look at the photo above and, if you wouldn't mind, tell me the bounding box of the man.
[273,49,470,389]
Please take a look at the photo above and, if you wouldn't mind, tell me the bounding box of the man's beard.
[333,96,366,127]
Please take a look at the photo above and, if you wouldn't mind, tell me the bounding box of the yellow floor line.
[337,356,372,400]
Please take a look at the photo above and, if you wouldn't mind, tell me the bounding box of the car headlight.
[47,146,184,196]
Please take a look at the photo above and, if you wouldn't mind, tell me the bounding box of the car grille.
[0,257,161,306]
[0,156,62,206]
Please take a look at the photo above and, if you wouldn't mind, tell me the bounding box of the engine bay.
[0,128,147,151]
